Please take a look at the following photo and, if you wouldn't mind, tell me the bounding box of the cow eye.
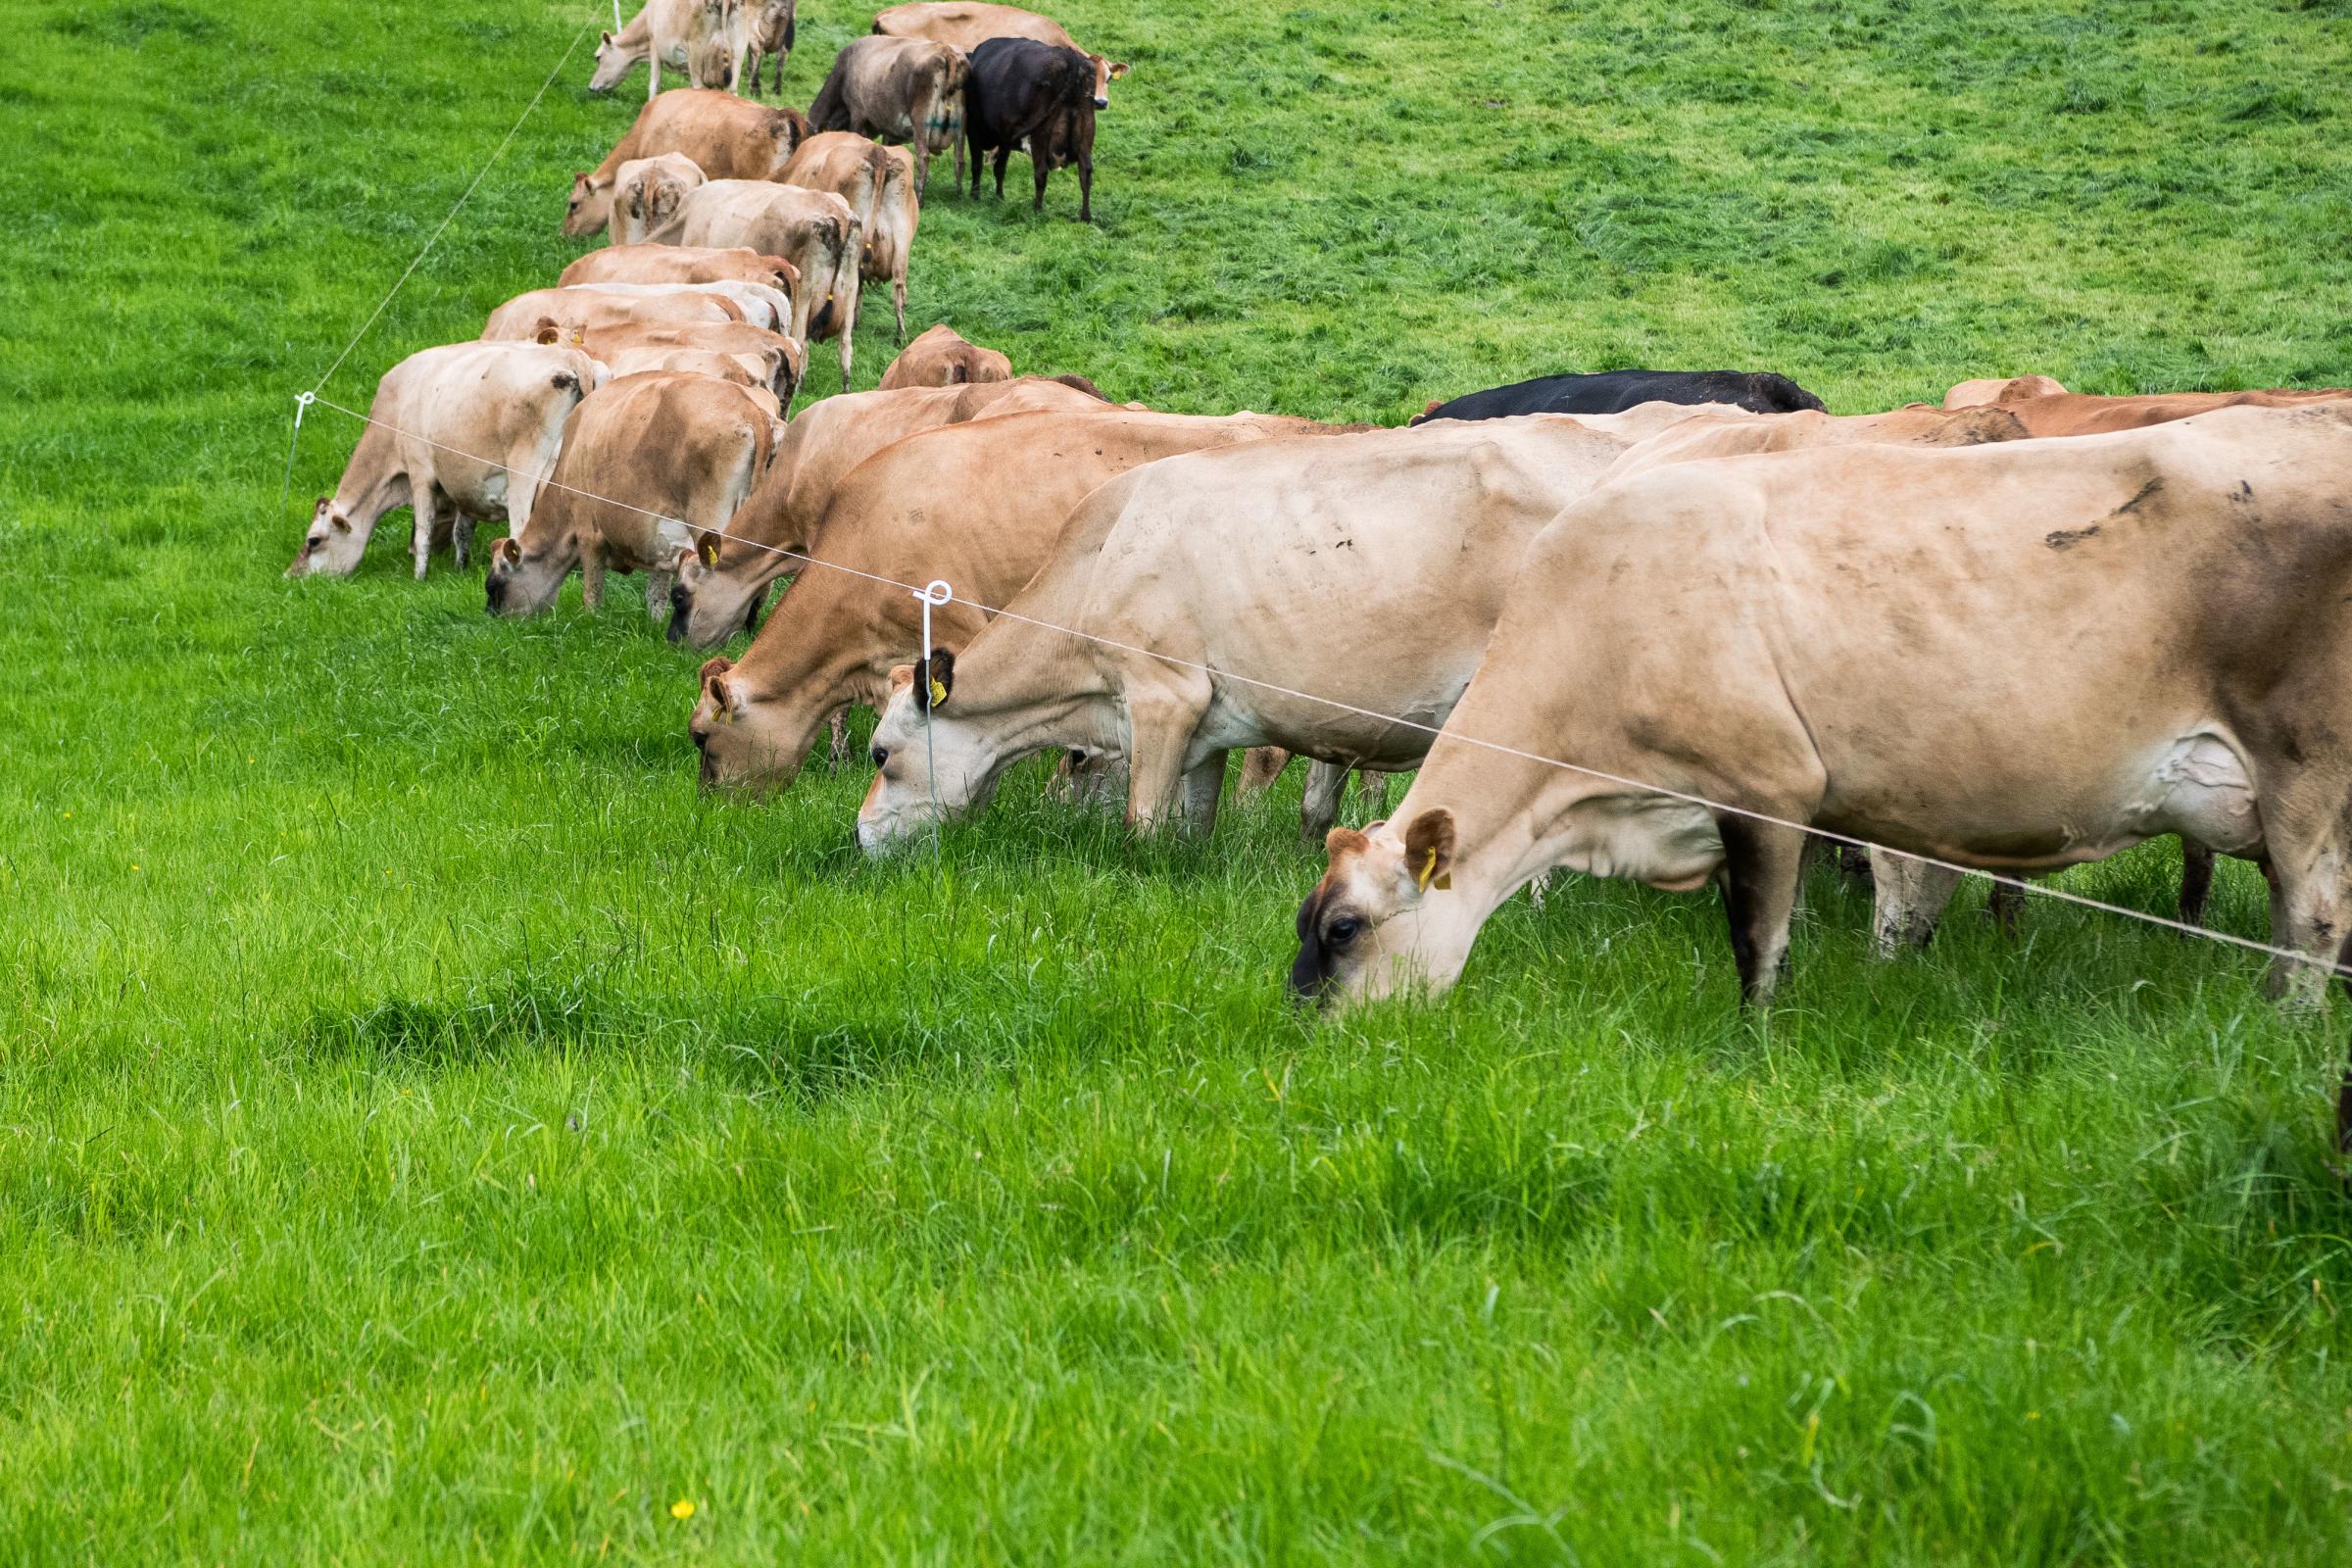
[1326,917,1361,947]
[870,745,890,769]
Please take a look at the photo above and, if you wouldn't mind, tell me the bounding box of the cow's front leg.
[1121,675,1211,833]
[1178,751,1229,837]
[580,547,607,612]
[646,566,675,622]
[1033,156,1050,214]
[827,709,848,768]
[410,486,442,580]
[1715,815,1808,1004]
[992,147,1009,199]
[1076,151,1093,222]
[1356,769,1388,818]
[453,514,478,569]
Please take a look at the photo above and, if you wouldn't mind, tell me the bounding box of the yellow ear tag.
[927,678,948,709]
[1416,848,1448,893]
[699,537,719,565]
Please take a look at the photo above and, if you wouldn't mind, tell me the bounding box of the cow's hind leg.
[2179,839,2218,928]
[410,484,443,581]
[1033,157,1050,215]
[1870,852,1962,957]
[1299,761,1349,840]
[1715,815,1808,1004]
[1237,748,1291,797]
[828,709,849,769]
[1356,769,1389,819]
[1180,751,1228,835]
[993,147,1010,199]
[2258,803,2352,1011]
[1076,151,1093,222]
[454,514,478,568]
[646,567,674,622]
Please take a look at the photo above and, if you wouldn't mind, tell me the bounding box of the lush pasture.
[7,0,2352,1559]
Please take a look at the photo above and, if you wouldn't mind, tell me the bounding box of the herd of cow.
[286,0,2352,1144]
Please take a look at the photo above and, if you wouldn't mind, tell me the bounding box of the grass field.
[8,0,2352,1559]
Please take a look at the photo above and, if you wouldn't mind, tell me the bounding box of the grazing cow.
[852,415,1731,853]
[541,318,806,411]
[559,243,798,296]
[1602,403,2031,482]
[1412,369,1827,424]
[1953,381,2351,436]
[688,410,1326,794]
[287,342,605,580]
[777,134,920,338]
[806,36,968,195]
[873,3,1127,107]
[484,372,776,619]
[1287,402,2352,1095]
[564,280,795,334]
[879,324,1011,389]
[653,180,863,392]
[564,90,808,238]
[1943,374,2070,409]
[668,375,1110,647]
[607,152,709,245]
[479,285,741,342]
[588,0,746,101]
[741,0,797,95]
[963,38,1098,220]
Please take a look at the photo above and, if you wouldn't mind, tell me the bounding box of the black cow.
[963,37,1099,220]
[1410,369,1828,424]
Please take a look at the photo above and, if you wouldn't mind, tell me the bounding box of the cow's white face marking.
[856,675,990,855]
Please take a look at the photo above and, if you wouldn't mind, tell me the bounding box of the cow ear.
[1108,60,1130,77]
[600,28,614,44]
[1324,825,1368,860]
[1402,809,1455,893]
[887,663,915,694]
[914,648,955,711]
[698,655,735,683]
[697,534,721,565]
[534,324,561,346]
[494,536,521,565]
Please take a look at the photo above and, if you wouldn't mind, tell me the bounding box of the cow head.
[564,171,616,237]
[855,655,1001,854]
[667,541,769,648]
[481,534,572,618]
[685,654,818,794]
[1086,53,1128,110]
[286,496,365,578]
[588,29,635,91]
[1290,811,1463,1007]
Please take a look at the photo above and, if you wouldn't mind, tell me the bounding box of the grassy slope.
[5,0,2352,1560]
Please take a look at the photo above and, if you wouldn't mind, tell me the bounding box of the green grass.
[7,0,2352,1559]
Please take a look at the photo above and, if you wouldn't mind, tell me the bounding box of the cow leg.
[646,566,674,622]
[893,269,907,341]
[1121,672,1211,833]
[453,514,478,569]
[1076,150,1093,222]
[993,147,1009,199]
[952,112,965,193]
[1870,852,1963,957]
[580,546,607,613]
[2179,838,2218,928]
[828,709,849,768]
[1237,748,1291,797]
[1715,815,1807,1005]
[647,54,660,101]
[410,484,442,580]
[1180,751,1228,836]
[1299,761,1349,840]
[2256,794,2352,1010]
[1033,157,1050,215]
[1356,768,1389,819]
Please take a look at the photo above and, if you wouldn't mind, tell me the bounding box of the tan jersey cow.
[777,133,921,338]
[806,35,968,195]
[558,243,798,295]
[1976,384,2349,437]
[688,409,1326,795]
[852,416,1682,852]
[1603,403,2030,481]
[607,152,710,245]
[667,375,1108,647]
[653,180,862,391]
[545,319,805,410]
[484,372,777,620]
[479,284,741,342]
[873,3,1126,106]
[1289,404,2352,1080]
[567,279,794,333]
[287,342,605,581]
[564,90,808,237]
[879,323,1010,389]
[589,0,746,100]
[740,0,797,94]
